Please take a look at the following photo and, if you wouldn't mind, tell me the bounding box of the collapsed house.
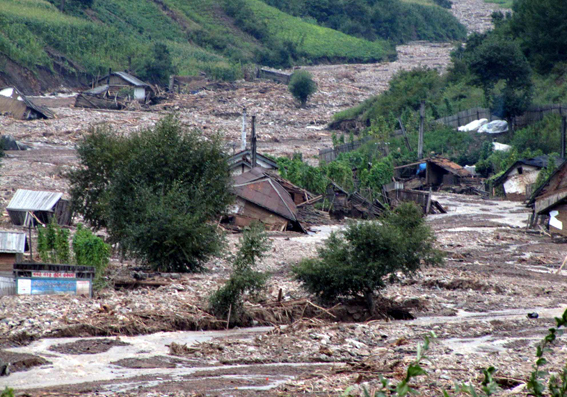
[0,231,27,276]
[226,168,306,232]
[325,182,384,220]
[394,157,477,192]
[7,189,72,226]
[528,161,567,236]
[0,87,54,120]
[75,71,153,109]
[383,182,446,215]
[493,156,561,201]
[228,149,279,176]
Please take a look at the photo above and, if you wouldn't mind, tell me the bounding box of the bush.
[209,223,271,325]
[37,218,70,264]
[288,70,317,106]
[72,224,110,288]
[68,116,233,273]
[293,203,443,311]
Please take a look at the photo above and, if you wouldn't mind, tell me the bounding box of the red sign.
[32,272,76,279]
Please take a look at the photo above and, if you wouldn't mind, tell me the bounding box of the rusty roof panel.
[233,177,297,221]
[429,157,471,177]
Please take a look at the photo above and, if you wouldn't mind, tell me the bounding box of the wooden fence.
[435,104,567,130]
[434,107,491,129]
[319,136,382,164]
[0,276,16,297]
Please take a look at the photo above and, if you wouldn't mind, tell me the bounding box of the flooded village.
[1,0,567,396]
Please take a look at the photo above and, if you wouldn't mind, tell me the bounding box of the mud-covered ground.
[1,194,566,396]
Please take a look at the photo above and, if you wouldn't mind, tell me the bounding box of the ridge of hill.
[0,0,463,93]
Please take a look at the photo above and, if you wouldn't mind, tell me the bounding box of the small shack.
[90,71,153,103]
[7,189,72,226]
[228,149,279,176]
[394,157,473,190]
[493,156,559,201]
[530,161,567,236]
[227,168,305,232]
[0,232,27,276]
[0,87,54,120]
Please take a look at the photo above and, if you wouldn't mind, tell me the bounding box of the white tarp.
[458,119,488,132]
[478,120,509,134]
[550,210,563,230]
[492,142,512,152]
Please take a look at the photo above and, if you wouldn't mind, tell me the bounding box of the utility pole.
[251,115,257,168]
[397,118,412,152]
[562,116,566,160]
[241,107,247,151]
[418,101,425,160]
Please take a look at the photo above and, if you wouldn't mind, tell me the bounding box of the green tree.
[293,203,443,311]
[68,116,232,272]
[209,223,271,325]
[288,70,317,106]
[510,0,567,73]
[36,218,70,264]
[466,35,532,120]
[137,42,175,86]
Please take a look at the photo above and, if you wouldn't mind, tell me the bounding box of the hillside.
[0,0,464,93]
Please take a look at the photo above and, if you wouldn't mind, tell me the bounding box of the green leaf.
[407,363,427,379]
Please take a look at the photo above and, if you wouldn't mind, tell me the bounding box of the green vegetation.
[288,70,317,106]
[293,203,443,311]
[484,0,513,7]
[262,0,466,44]
[329,2,567,186]
[68,116,232,273]
[73,224,111,287]
[37,218,70,264]
[209,223,270,325]
[36,220,110,288]
[0,0,398,83]
[0,387,14,397]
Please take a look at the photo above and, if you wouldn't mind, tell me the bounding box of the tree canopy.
[68,116,232,272]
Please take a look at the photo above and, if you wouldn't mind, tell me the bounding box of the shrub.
[288,70,317,106]
[72,224,110,288]
[209,223,271,325]
[37,218,70,264]
[293,203,443,311]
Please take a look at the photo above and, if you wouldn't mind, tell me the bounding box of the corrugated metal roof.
[233,168,297,221]
[114,72,150,87]
[0,231,26,253]
[7,189,63,212]
[84,85,109,95]
[428,157,471,177]
[228,150,278,169]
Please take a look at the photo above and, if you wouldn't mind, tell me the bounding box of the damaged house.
[493,156,562,201]
[394,157,475,191]
[226,168,306,232]
[325,182,384,220]
[228,149,279,176]
[0,87,54,120]
[529,161,567,236]
[7,189,72,226]
[75,71,153,109]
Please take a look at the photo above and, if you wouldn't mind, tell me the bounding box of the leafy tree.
[209,223,271,325]
[68,116,233,272]
[466,35,532,120]
[510,0,567,73]
[293,203,443,311]
[288,70,317,106]
[136,42,175,86]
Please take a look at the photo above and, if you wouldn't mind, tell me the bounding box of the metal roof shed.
[0,231,27,275]
[7,189,72,226]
